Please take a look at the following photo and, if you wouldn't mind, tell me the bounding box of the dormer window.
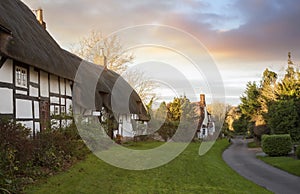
[16,66,27,88]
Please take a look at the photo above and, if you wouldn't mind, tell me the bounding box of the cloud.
[21,0,300,60]
[208,0,300,61]
[20,0,300,105]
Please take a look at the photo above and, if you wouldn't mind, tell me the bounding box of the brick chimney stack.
[94,48,107,69]
[200,94,206,107]
[36,8,46,30]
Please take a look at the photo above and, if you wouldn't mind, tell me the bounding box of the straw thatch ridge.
[0,0,149,120]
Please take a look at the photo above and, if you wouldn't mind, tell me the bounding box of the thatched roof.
[0,0,148,121]
[0,0,79,80]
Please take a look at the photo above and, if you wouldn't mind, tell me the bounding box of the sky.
[21,0,300,105]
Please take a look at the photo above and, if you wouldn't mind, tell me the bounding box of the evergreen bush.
[261,134,292,156]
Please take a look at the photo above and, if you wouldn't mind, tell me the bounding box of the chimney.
[94,48,107,69]
[36,8,46,30]
[200,94,206,107]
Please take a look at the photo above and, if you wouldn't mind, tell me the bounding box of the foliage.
[248,141,260,148]
[239,82,260,136]
[276,66,300,100]
[232,114,249,134]
[207,102,228,133]
[224,106,240,131]
[296,146,300,159]
[152,96,198,141]
[0,119,89,193]
[236,56,300,141]
[240,82,260,120]
[157,121,177,142]
[258,68,277,115]
[261,134,292,156]
[27,140,271,194]
[266,99,300,142]
[0,119,33,193]
[220,120,230,137]
[33,126,89,170]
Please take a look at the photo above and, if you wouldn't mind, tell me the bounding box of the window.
[54,106,59,115]
[61,106,66,115]
[16,66,27,88]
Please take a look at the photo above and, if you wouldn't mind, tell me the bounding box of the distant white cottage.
[0,0,149,138]
[197,94,215,139]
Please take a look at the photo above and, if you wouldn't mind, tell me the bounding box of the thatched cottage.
[0,0,148,138]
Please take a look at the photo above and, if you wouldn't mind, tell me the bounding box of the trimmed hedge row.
[261,134,292,156]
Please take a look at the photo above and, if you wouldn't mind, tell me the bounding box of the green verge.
[26,140,270,194]
[258,156,300,177]
[247,141,260,148]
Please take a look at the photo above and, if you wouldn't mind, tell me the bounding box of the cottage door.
[40,100,50,131]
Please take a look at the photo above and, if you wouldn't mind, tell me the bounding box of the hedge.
[296,146,300,159]
[261,134,292,156]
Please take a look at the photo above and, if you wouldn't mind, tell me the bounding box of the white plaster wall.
[0,59,13,83]
[123,121,134,137]
[50,105,55,115]
[40,71,49,97]
[34,101,39,119]
[66,99,72,114]
[61,98,65,105]
[16,99,32,119]
[35,122,40,133]
[30,67,38,83]
[66,82,72,97]
[50,96,60,104]
[60,79,66,95]
[16,90,27,95]
[118,114,134,137]
[30,86,39,97]
[50,75,59,94]
[0,88,13,114]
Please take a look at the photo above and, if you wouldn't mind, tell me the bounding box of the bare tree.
[72,30,157,103]
[123,69,157,104]
[73,30,133,74]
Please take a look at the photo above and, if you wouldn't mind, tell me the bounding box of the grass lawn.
[26,140,270,194]
[247,141,260,148]
[258,156,300,177]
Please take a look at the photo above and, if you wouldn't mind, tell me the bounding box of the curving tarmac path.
[222,137,300,194]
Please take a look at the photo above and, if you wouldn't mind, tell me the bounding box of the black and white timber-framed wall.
[0,56,73,137]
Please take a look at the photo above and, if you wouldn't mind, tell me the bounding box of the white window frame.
[15,66,28,88]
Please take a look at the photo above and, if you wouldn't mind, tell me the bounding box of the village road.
[223,137,300,194]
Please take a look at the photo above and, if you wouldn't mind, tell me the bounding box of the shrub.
[261,134,292,156]
[0,119,89,193]
[266,100,300,142]
[0,119,34,193]
[296,146,300,159]
[133,135,154,142]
